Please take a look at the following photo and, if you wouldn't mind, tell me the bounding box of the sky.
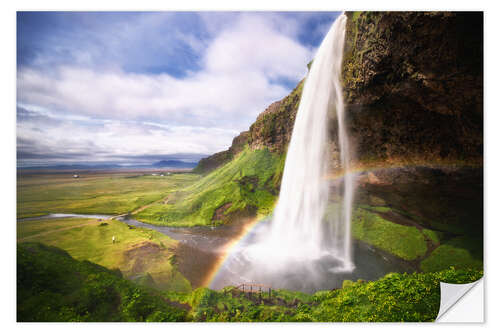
[17,11,341,167]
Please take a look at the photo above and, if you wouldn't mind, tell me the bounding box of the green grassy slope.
[420,236,483,272]
[17,242,188,322]
[351,205,483,272]
[352,207,428,260]
[135,147,285,226]
[17,217,191,292]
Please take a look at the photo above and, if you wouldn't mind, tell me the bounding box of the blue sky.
[17,11,340,167]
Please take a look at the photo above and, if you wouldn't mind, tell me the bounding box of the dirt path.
[18,220,99,242]
[110,194,171,220]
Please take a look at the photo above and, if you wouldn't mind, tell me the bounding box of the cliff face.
[194,80,303,174]
[186,13,483,267]
[342,12,483,167]
[193,131,249,173]
[197,12,483,175]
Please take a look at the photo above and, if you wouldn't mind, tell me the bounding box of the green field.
[17,149,284,228]
[17,172,200,218]
[17,217,191,292]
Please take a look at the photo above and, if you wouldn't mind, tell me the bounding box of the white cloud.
[17,12,317,161]
[204,14,311,80]
[17,109,239,162]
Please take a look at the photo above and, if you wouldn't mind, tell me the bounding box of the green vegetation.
[173,268,482,322]
[135,148,284,226]
[18,242,482,322]
[17,217,191,292]
[252,80,304,141]
[352,207,427,260]
[420,236,483,272]
[17,242,188,322]
[352,204,483,273]
[17,172,200,218]
[422,228,441,246]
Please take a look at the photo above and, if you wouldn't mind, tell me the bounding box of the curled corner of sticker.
[436,278,484,322]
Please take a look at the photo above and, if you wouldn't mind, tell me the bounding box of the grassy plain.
[17,171,200,218]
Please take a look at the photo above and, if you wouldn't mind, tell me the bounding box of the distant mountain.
[151,160,197,168]
[19,164,123,170]
[19,160,198,170]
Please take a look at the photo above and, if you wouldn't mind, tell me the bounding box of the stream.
[19,213,415,293]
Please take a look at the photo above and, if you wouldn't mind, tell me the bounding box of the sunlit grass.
[17,172,200,218]
[135,147,284,227]
[17,217,191,292]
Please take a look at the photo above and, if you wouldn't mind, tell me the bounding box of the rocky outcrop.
[194,80,304,173]
[249,80,303,153]
[193,131,250,173]
[342,12,483,167]
[197,11,483,174]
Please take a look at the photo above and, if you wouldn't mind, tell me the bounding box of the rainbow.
[201,215,264,288]
[202,162,482,288]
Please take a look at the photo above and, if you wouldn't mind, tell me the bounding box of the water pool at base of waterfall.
[210,218,415,294]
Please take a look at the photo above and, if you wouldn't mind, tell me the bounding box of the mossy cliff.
[197,12,483,176]
[181,12,484,271]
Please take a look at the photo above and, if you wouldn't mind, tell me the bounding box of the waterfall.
[268,13,354,270]
[211,14,355,292]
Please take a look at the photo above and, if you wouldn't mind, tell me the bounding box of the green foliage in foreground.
[352,207,427,260]
[174,268,482,322]
[135,148,285,226]
[420,236,483,272]
[308,268,482,322]
[17,242,187,322]
[17,242,482,322]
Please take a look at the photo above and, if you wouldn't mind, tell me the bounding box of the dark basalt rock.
[198,12,483,173]
[342,12,483,166]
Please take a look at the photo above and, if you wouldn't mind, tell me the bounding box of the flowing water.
[18,15,419,293]
[269,13,352,268]
[19,211,414,292]
[210,14,368,291]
